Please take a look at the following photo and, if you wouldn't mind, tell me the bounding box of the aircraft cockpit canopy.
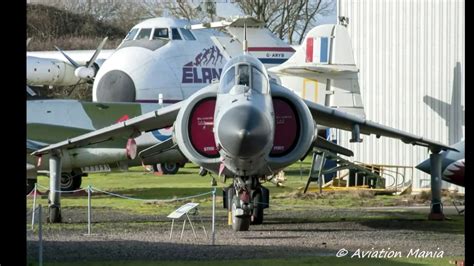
[118,27,196,50]
[124,27,196,41]
[219,63,269,94]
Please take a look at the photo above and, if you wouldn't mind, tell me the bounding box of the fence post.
[31,183,38,230]
[38,204,43,266]
[87,185,92,235]
[211,188,216,246]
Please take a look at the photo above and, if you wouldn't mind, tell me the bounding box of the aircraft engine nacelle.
[174,84,221,173]
[267,83,316,172]
[27,56,80,86]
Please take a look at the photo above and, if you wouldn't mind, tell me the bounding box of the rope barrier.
[36,183,86,193]
[91,186,212,203]
[30,183,213,203]
[30,183,213,204]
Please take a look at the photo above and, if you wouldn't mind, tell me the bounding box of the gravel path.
[26,206,464,263]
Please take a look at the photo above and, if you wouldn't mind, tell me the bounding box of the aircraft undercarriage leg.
[229,176,268,231]
[428,152,445,220]
[48,151,62,223]
[230,177,251,231]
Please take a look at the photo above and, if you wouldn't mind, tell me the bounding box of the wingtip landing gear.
[428,151,446,221]
[47,204,62,223]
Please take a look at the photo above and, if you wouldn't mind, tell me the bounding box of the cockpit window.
[237,65,250,86]
[171,28,182,40]
[219,66,235,94]
[125,28,139,40]
[252,66,268,94]
[136,28,152,40]
[218,64,269,94]
[179,28,196,40]
[153,28,169,39]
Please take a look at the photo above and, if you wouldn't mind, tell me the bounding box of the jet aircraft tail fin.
[269,24,366,118]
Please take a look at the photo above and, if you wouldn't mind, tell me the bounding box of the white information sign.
[167,203,199,219]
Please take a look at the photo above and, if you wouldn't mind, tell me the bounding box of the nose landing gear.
[224,176,269,231]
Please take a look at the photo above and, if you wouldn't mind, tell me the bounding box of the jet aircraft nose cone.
[218,105,271,158]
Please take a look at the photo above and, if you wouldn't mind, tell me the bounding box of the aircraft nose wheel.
[231,193,250,231]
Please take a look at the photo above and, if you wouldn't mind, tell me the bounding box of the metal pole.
[186,213,197,239]
[319,173,323,194]
[299,161,302,181]
[169,219,174,240]
[38,204,43,266]
[87,185,91,235]
[48,151,62,223]
[180,219,186,240]
[212,188,216,245]
[31,183,38,230]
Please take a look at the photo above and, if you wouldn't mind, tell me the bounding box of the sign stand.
[167,203,206,240]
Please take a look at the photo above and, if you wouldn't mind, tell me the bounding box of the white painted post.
[31,183,38,230]
[158,93,163,108]
[87,185,92,235]
[38,204,43,266]
[211,188,216,245]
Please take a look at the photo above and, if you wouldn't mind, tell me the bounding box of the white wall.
[337,0,464,191]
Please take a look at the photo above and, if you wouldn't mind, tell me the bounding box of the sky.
[215,0,337,25]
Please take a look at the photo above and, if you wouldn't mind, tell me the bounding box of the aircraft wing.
[304,99,456,152]
[32,102,183,156]
[26,49,115,66]
[27,139,49,153]
[270,63,358,78]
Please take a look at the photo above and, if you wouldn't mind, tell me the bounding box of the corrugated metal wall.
[337,0,464,191]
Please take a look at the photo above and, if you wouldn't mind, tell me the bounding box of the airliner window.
[252,67,268,94]
[153,28,169,39]
[125,28,139,40]
[179,28,196,40]
[136,28,152,40]
[237,64,250,86]
[171,28,182,40]
[219,66,235,93]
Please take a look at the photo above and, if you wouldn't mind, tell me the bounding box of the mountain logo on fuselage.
[182,46,224,84]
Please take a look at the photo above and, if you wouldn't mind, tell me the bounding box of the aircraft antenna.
[243,21,248,54]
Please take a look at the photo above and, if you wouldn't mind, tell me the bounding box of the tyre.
[60,173,82,191]
[153,163,180,175]
[251,192,264,225]
[231,194,250,231]
[26,179,36,195]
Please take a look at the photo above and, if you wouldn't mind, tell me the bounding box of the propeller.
[55,36,108,82]
[55,37,108,97]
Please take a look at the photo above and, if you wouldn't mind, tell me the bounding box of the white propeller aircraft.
[91,16,365,118]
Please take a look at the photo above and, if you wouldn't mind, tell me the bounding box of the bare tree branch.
[235,0,335,44]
